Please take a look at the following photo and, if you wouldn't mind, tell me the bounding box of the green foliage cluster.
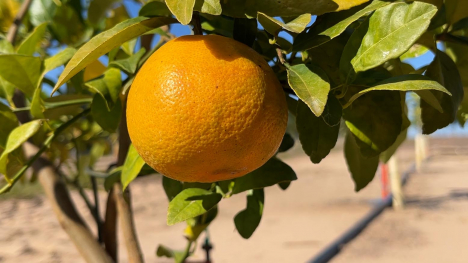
[0,0,467,261]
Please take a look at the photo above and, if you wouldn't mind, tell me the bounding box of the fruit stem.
[192,12,203,35]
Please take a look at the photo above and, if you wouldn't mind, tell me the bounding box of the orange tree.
[0,0,467,262]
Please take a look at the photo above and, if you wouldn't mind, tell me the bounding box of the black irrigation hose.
[308,161,419,263]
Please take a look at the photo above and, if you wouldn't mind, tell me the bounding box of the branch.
[192,12,203,35]
[6,0,33,44]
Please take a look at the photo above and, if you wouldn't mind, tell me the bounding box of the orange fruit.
[127,35,287,182]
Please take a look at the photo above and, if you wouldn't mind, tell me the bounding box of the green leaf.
[344,132,379,192]
[0,55,42,97]
[29,0,57,26]
[166,0,196,25]
[278,133,294,153]
[0,120,43,177]
[53,16,176,93]
[341,2,437,83]
[104,167,122,191]
[156,245,185,263]
[195,0,222,15]
[0,104,18,150]
[91,94,122,132]
[287,64,330,117]
[88,0,121,26]
[296,100,340,164]
[109,48,146,74]
[416,90,444,113]
[162,176,184,201]
[257,13,311,35]
[380,107,410,163]
[44,47,76,73]
[0,76,15,105]
[0,39,14,54]
[139,1,172,17]
[50,4,88,45]
[17,22,48,55]
[121,144,146,190]
[293,0,390,51]
[445,0,468,25]
[342,75,451,108]
[400,44,429,60]
[343,88,402,157]
[421,50,464,134]
[86,68,122,109]
[321,94,342,127]
[221,0,370,18]
[167,188,222,225]
[233,18,258,47]
[234,189,264,239]
[231,157,297,195]
[30,87,45,119]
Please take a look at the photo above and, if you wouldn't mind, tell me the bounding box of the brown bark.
[6,0,33,44]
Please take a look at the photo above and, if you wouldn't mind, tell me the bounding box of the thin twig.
[6,0,33,44]
[276,48,287,65]
[192,12,203,35]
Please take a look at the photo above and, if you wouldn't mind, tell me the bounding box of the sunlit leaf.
[29,0,57,26]
[17,22,48,55]
[44,47,76,73]
[53,16,176,93]
[167,188,222,225]
[166,0,196,25]
[231,158,297,195]
[121,144,146,190]
[257,13,311,35]
[0,55,42,97]
[0,120,43,177]
[0,104,18,150]
[293,0,390,51]
[109,48,146,74]
[287,63,330,116]
[195,0,222,15]
[88,0,121,26]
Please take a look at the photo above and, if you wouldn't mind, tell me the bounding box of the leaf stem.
[0,108,91,194]
[179,241,193,263]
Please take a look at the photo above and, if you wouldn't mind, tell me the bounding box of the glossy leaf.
[0,55,42,97]
[293,0,390,51]
[341,2,437,83]
[195,0,222,15]
[0,120,43,176]
[343,88,402,157]
[17,22,48,55]
[0,76,15,105]
[287,63,330,117]
[53,16,176,93]
[91,94,122,132]
[343,75,451,108]
[109,48,146,74]
[344,132,379,192]
[0,104,18,149]
[166,0,196,25]
[231,157,297,195]
[400,44,429,60]
[167,188,222,225]
[121,144,146,190]
[421,50,464,134]
[29,0,57,26]
[44,47,77,73]
[233,18,257,47]
[86,68,122,109]
[296,101,340,164]
[257,13,311,35]
[234,189,264,239]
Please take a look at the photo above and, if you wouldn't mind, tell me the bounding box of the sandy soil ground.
[0,138,466,263]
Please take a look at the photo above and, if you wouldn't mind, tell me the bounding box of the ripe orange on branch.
[127,35,287,182]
